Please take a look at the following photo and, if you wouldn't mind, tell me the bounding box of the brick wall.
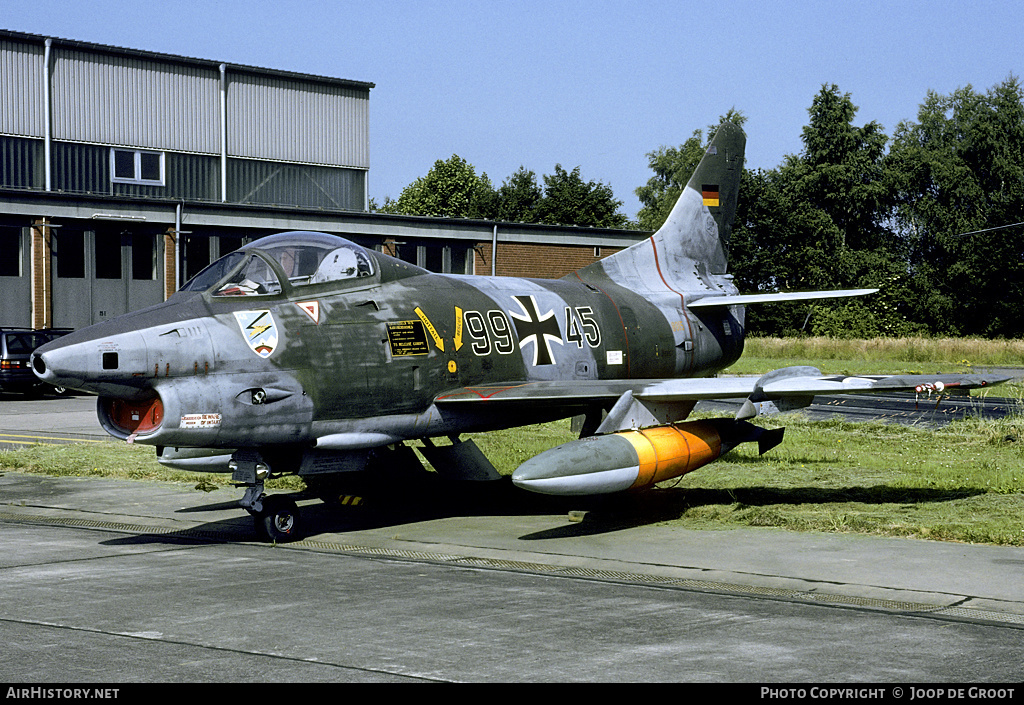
[30,221,52,329]
[164,229,177,300]
[475,241,624,279]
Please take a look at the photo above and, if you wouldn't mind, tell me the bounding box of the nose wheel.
[254,495,301,543]
[232,450,303,543]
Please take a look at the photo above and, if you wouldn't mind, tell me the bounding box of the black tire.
[255,495,300,542]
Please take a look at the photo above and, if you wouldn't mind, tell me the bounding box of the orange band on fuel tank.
[620,421,724,490]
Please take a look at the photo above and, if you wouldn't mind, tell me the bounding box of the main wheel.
[255,495,301,543]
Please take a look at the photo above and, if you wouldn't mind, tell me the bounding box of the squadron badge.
[234,310,278,358]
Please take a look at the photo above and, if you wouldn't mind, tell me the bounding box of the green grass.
[658,413,1024,545]
[0,442,301,491]
[740,336,1024,367]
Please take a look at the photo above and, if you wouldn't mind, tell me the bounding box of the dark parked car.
[0,328,73,395]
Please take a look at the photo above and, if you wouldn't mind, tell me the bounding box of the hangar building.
[0,30,645,331]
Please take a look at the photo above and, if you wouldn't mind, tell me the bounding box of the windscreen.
[179,232,375,295]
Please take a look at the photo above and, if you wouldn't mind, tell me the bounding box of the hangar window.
[0,227,20,277]
[111,149,165,186]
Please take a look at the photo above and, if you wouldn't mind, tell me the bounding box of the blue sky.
[5,0,1022,219]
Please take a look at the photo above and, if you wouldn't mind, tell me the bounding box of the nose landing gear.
[231,449,302,543]
[253,494,300,543]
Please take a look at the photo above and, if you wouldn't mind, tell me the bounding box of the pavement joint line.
[3,508,1023,629]
[0,433,107,443]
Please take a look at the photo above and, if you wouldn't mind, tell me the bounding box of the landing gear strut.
[231,450,302,543]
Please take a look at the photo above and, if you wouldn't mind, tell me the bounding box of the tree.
[635,133,707,231]
[783,86,896,254]
[730,87,912,337]
[377,157,633,228]
[377,155,497,219]
[495,167,542,223]
[887,77,1024,337]
[533,165,631,228]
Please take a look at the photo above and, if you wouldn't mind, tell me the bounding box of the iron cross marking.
[509,295,562,366]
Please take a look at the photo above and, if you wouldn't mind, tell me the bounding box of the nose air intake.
[99,396,165,438]
[31,353,46,376]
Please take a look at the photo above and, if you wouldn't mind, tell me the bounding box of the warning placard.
[180,413,222,429]
[387,320,430,356]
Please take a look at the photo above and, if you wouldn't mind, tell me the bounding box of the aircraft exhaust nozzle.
[512,419,782,496]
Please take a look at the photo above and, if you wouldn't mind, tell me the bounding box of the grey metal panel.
[51,141,108,194]
[51,228,92,329]
[227,158,364,209]
[226,72,370,168]
[49,142,221,201]
[0,136,44,189]
[164,152,220,201]
[0,40,45,138]
[50,48,221,154]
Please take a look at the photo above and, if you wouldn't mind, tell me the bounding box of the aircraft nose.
[31,341,85,388]
[31,329,152,399]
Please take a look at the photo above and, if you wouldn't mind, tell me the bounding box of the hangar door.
[52,228,164,329]
[0,226,31,327]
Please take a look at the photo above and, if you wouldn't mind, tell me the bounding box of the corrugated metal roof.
[0,29,374,91]
[1,28,372,168]
[51,49,222,154]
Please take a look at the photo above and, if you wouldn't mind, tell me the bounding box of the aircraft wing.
[687,288,878,308]
[435,377,755,405]
[435,368,1009,414]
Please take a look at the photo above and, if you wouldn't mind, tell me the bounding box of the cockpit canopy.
[181,231,375,297]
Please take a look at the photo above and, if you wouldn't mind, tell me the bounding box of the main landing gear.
[231,450,301,543]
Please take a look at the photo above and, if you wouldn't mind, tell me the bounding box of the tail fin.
[572,122,745,288]
[658,122,746,275]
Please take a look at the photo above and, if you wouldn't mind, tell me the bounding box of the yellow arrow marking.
[454,306,464,351]
[414,306,444,352]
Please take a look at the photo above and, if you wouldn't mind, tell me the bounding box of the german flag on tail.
[701,185,720,207]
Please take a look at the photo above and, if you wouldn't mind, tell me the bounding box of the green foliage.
[495,166,542,223]
[534,165,630,228]
[377,155,497,219]
[727,80,1024,339]
[635,132,706,231]
[887,77,1024,337]
[732,86,904,338]
[379,156,632,228]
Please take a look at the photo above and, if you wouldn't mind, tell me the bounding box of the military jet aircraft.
[32,122,1006,541]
